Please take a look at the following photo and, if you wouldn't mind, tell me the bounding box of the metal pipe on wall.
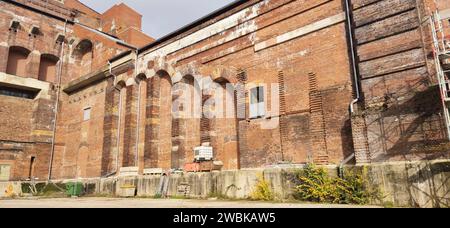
[48,19,67,181]
[341,0,360,172]
[345,0,361,114]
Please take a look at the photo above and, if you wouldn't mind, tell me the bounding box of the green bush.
[250,174,274,201]
[293,164,379,205]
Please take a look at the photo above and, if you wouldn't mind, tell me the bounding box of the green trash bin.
[66,182,83,196]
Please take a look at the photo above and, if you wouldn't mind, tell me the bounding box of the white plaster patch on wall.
[276,13,345,44]
[284,49,310,61]
[173,19,258,63]
[55,24,73,33]
[1,9,39,25]
[172,72,183,83]
[248,31,257,43]
[0,42,8,47]
[125,77,135,86]
[67,54,77,64]
[298,49,308,56]
[141,0,266,62]
[255,13,346,52]
[95,42,103,50]
[147,69,156,78]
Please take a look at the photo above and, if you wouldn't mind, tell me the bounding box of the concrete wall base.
[1,160,449,208]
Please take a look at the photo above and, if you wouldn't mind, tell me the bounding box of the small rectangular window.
[0,86,38,99]
[249,86,265,118]
[83,107,91,121]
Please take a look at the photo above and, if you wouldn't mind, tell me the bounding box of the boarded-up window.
[6,46,30,77]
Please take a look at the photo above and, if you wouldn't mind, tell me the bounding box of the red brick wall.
[4,0,450,180]
[351,0,450,163]
[113,0,355,170]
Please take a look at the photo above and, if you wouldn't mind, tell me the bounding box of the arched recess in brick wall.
[38,54,59,83]
[143,70,173,169]
[101,78,126,176]
[173,75,202,168]
[72,39,93,77]
[211,77,240,170]
[114,80,127,171]
[125,73,147,169]
[6,46,31,77]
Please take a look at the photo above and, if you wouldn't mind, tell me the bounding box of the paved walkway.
[0,197,380,208]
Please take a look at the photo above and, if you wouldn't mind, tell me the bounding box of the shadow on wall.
[341,119,356,163]
[405,161,450,208]
[366,84,450,162]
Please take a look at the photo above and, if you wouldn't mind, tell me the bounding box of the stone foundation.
[2,159,449,208]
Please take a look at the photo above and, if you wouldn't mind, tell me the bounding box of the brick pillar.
[144,77,160,168]
[122,85,139,167]
[31,96,56,143]
[236,70,247,169]
[308,72,329,164]
[351,114,371,164]
[0,45,9,73]
[171,81,185,169]
[28,51,40,79]
[101,78,120,175]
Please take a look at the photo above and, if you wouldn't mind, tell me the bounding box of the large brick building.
[1,0,450,181]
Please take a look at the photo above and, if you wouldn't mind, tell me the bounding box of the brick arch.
[72,39,93,77]
[38,53,59,83]
[114,80,126,90]
[6,46,31,77]
[175,66,199,83]
[135,73,147,82]
[210,67,239,84]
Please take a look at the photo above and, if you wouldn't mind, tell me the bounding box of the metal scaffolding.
[431,10,450,140]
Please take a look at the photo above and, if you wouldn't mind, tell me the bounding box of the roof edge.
[138,0,250,54]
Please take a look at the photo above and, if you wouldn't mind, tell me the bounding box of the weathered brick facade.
[1,0,450,181]
[0,0,152,180]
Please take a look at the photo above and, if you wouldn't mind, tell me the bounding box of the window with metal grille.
[0,86,38,99]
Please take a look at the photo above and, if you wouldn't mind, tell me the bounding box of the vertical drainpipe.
[48,19,67,181]
[134,50,141,168]
[340,0,360,177]
[347,0,360,113]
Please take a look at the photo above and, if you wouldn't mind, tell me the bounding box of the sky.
[79,0,236,39]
